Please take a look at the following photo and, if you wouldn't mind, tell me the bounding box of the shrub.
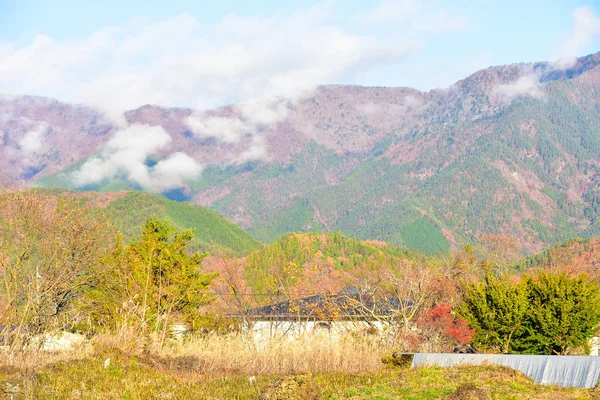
[459,271,600,354]
[516,271,600,355]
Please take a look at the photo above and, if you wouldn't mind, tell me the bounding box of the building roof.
[241,287,400,321]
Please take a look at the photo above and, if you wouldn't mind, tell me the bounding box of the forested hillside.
[240,232,419,298]
[34,189,261,255]
[516,236,600,278]
[1,53,598,254]
[103,191,262,255]
[202,55,600,254]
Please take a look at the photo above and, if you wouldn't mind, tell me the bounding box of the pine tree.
[88,219,216,341]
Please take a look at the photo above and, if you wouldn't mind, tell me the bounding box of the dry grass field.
[0,329,598,399]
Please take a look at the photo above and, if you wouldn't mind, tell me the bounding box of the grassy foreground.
[1,350,598,399]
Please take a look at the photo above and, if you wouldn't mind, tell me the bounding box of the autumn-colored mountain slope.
[204,231,431,311]
[2,53,600,254]
[516,237,600,280]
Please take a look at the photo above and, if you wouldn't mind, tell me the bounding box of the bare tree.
[0,190,112,346]
[349,260,445,346]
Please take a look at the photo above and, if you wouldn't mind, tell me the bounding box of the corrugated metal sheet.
[412,353,600,388]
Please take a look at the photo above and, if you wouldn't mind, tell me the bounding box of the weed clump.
[381,351,413,368]
[259,374,321,400]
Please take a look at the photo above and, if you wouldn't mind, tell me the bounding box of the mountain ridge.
[2,52,600,254]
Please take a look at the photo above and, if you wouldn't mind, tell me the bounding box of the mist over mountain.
[1,52,600,254]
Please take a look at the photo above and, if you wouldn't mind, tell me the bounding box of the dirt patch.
[445,383,488,400]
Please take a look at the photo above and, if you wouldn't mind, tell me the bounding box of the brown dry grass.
[0,326,387,378]
[0,344,92,373]
[152,331,386,375]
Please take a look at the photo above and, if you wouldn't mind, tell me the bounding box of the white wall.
[244,320,388,344]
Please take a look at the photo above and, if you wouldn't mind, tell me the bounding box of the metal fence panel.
[412,353,600,388]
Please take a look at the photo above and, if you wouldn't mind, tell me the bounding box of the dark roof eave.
[230,315,394,322]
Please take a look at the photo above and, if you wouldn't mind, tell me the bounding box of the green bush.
[459,271,600,354]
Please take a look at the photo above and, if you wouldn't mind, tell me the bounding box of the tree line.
[1,189,599,355]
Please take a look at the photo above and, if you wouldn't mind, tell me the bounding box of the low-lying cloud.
[72,124,202,192]
[185,96,294,162]
[492,74,544,102]
[185,116,249,145]
[19,122,48,157]
[359,95,424,116]
[236,136,268,164]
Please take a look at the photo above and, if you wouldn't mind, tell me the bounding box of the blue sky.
[1,0,599,112]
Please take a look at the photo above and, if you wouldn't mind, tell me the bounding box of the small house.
[238,287,397,342]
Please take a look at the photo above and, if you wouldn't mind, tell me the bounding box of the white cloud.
[184,96,293,160]
[358,95,423,116]
[185,115,249,144]
[362,0,421,24]
[151,152,204,188]
[403,95,422,108]
[417,8,473,34]
[236,136,268,164]
[72,124,202,191]
[0,6,416,121]
[19,122,48,156]
[557,6,600,69]
[492,74,545,102]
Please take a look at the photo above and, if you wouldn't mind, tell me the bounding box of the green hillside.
[29,189,261,256]
[104,191,261,255]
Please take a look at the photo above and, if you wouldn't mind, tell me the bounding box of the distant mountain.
[2,52,600,254]
[0,174,16,189]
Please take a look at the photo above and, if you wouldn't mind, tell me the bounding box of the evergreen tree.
[89,219,216,341]
[460,271,600,355]
[458,274,529,353]
[517,272,600,355]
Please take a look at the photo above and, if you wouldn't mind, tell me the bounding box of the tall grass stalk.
[152,332,388,375]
